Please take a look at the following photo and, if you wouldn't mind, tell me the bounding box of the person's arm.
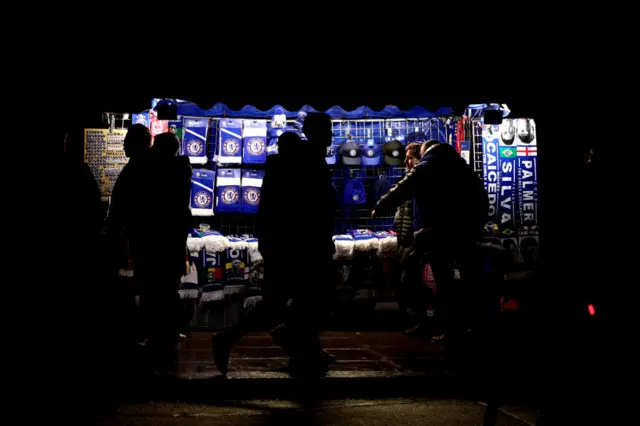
[373,164,425,217]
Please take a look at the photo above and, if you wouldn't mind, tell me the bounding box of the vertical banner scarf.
[497,119,517,236]
[482,120,500,225]
[515,119,538,230]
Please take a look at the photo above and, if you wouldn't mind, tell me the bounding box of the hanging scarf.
[243,237,264,310]
[199,231,230,303]
[482,120,500,225]
[180,236,204,299]
[223,237,248,297]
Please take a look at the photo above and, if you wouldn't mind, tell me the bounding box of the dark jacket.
[376,144,488,240]
[394,200,414,249]
[109,154,192,278]
[257,145,336,262]
[108,158,143,235]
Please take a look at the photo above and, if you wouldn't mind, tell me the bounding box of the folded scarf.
[332,234,355,260]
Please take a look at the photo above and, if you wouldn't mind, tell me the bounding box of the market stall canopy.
[148,99,455,119]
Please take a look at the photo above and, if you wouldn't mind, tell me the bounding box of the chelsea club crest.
[223,138,240,155]
[247,138,265,156]
[187,140,202,155]
[243,188,260,205]
[221,187,239,204]
[193,191,212,208]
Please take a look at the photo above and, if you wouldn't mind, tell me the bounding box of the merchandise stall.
[86,99,539,330]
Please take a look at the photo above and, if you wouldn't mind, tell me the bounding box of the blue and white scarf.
[223,237,248,296]
[497,119,518,236]
[180,236,204,299]
[199,231,230,303]
[515,119,538,229]
[481,121,500,225]
[182,118,208,165]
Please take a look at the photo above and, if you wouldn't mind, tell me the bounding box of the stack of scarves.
[179,231,267,305]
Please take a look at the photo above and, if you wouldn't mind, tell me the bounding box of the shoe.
[212,333,232,375]
[270,326,336,363]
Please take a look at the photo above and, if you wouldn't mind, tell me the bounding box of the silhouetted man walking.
[213,115,337,379]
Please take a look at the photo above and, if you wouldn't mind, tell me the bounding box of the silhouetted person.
[373,140,488,343]
[394,142,430,335]
[213,119,336,379]
[108,127,191,374]
[148,132,191,341]
[285,112,337,376]
[108,124,152,296]
[138,132,192,373]
[152,131,180,157]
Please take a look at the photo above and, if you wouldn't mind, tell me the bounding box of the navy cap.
[340,141,362,166]
[382,140,405,166]
[361,143,382,166]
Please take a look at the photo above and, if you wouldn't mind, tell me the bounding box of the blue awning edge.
[148,99,455,119]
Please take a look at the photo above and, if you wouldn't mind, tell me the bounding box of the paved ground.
[177,331,447,379]
[94,398,535,426]
[79,332,540,425]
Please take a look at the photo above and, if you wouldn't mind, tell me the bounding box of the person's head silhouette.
[153,132,180,157]
[277,131,301,157]
[420,139,442,157]
[302,112,333,150]
[124,124,152,159]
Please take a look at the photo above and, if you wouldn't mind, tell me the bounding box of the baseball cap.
[361,143,382,166]
[340,141,362,166]
[382,140,405,166]
[326,144,338,165]
[343,178,366,204]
